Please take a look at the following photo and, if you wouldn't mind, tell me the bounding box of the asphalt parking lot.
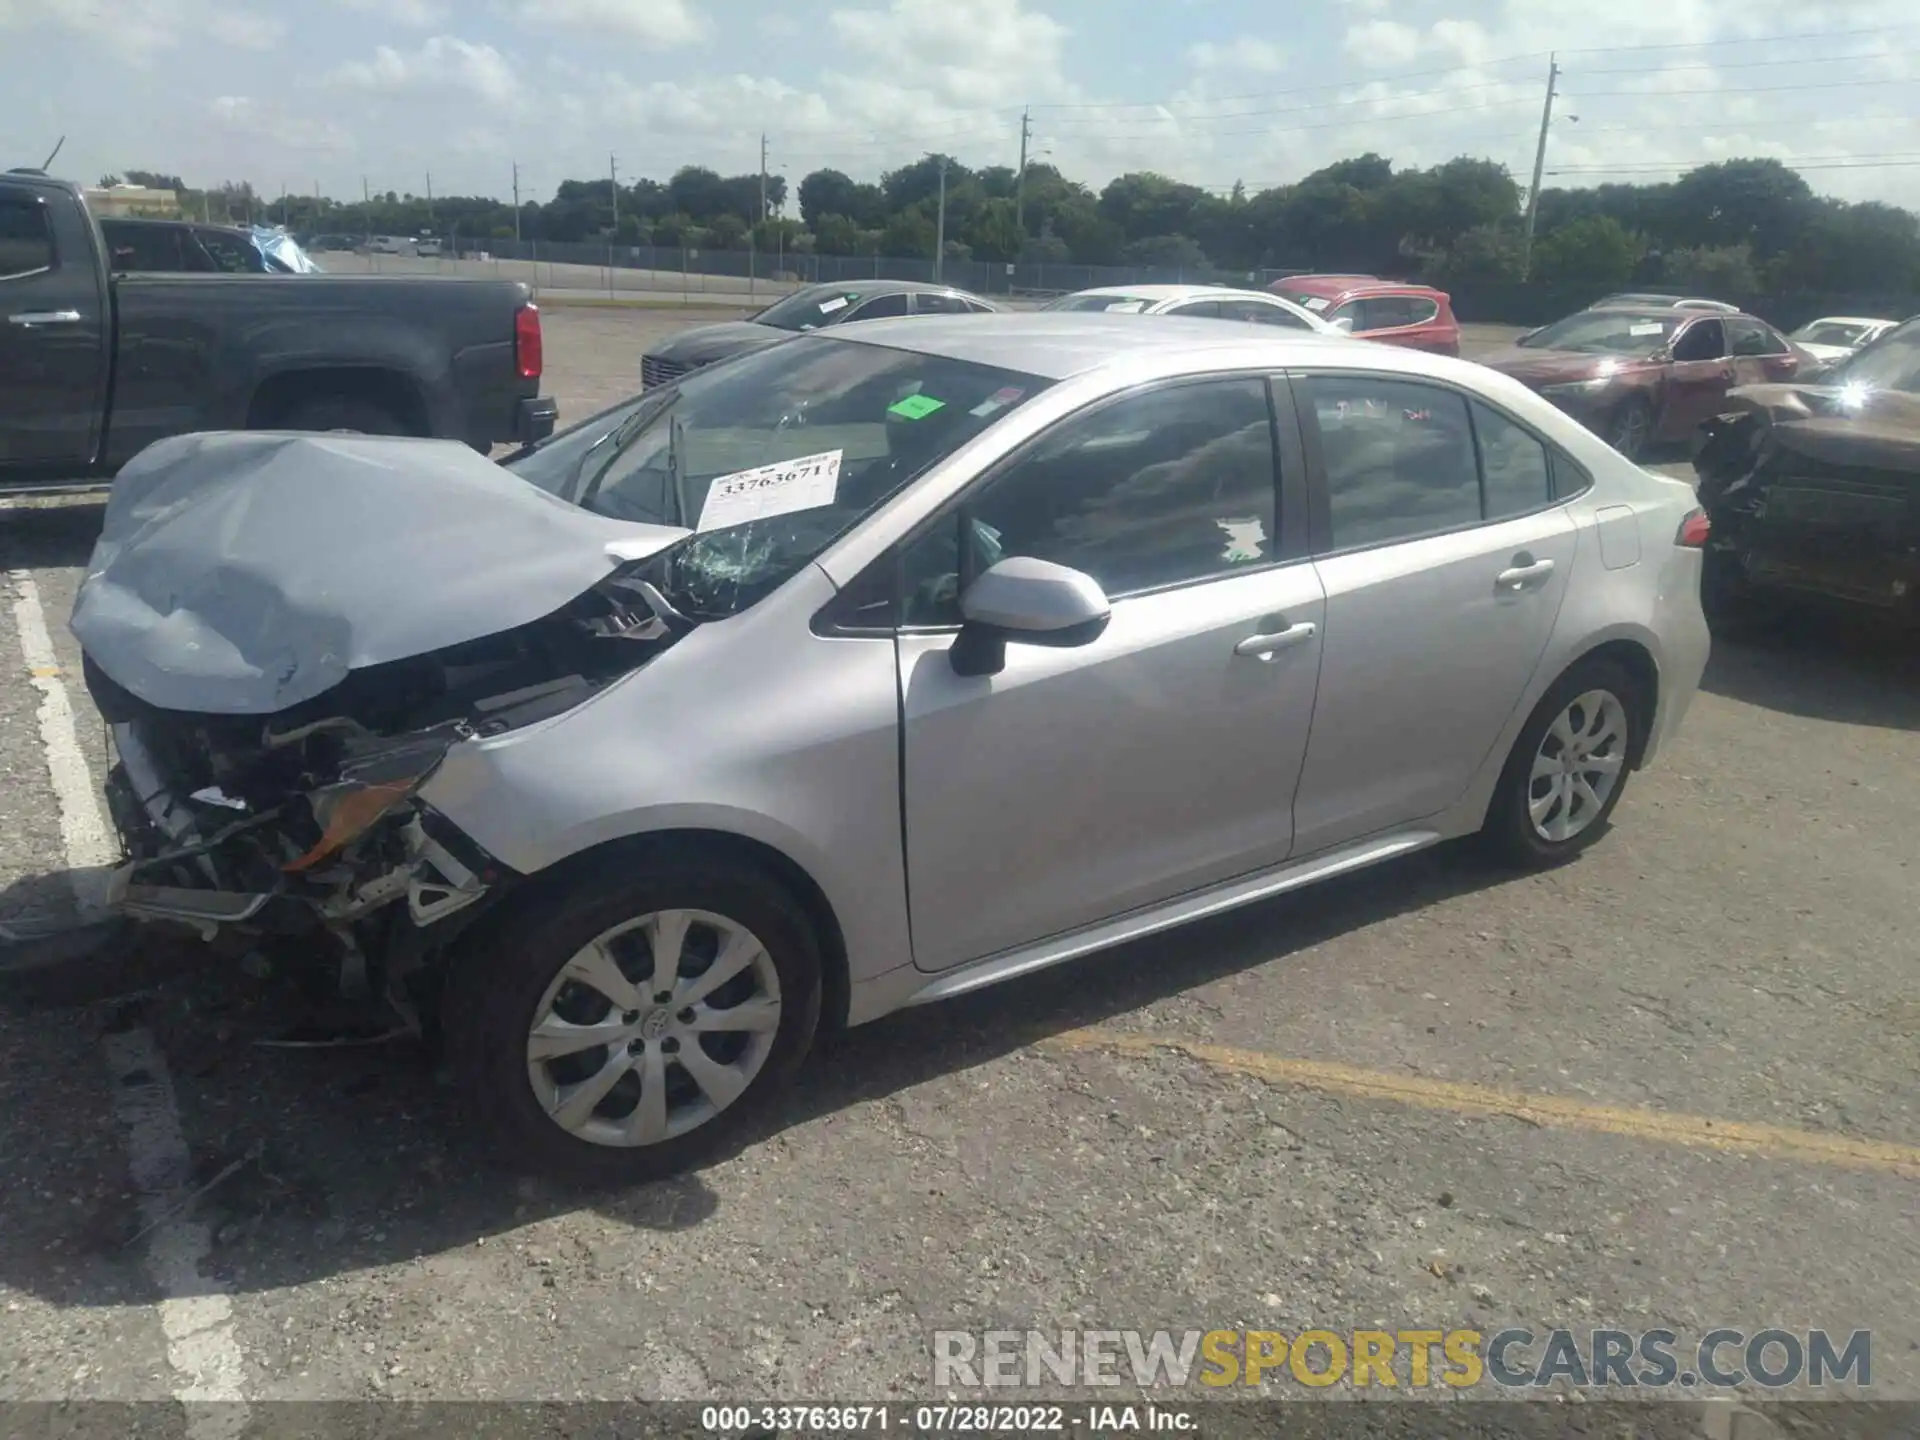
[2,307,1917,1418]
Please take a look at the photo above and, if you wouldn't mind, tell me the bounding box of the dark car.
[0,172,556,492]
[1694,317,1920,631]
[1477,307,1805,460]
[640,280,1000,388]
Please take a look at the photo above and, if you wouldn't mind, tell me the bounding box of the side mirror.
[949,556,1111,678]
[1329,316,1355,333]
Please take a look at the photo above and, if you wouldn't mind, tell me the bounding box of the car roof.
[821,311,1369,381]
[792,278,978,299]
[1067,284,1302,304]
[1279,275,1443,300]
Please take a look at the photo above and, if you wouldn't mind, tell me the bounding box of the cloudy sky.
[3,0,1919,208]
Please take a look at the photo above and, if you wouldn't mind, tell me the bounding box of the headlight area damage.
[60,430,695,1015]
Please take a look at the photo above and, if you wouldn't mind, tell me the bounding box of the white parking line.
[7,569,250,1439]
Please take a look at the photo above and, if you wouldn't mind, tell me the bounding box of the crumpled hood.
[71,431,690,716]
[1717,382,1920,473]
[649,320,792,367]
[1478,346,1659,386]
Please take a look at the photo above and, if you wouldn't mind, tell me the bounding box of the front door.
[0,185,106,474]
[1289,372,1578,853]
[1659,317,1735,441]
[894,374,1326,971]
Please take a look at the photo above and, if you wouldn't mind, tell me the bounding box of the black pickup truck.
[1,171,558,492]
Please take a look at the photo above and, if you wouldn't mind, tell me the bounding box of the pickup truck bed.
[1,172,557,491]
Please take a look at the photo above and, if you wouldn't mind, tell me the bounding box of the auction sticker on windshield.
[696,450,843,531]
[818,295,851,314]
[1630,323,1666,336]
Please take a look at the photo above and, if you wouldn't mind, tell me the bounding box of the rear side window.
[0,194,54,280]
[1359,296,1419,330]
[1224,298,1314,329]
[106,224,185,273]
[1306,376,1480,548]
[1730,319,1788,357]
[1473,403,1553,519]
[915,291,974,315]
[1168,300,1222,319]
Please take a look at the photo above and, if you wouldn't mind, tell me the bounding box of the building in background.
[85,184,181,218]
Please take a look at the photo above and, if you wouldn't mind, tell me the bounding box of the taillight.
[1676,509,1711,548]
[515,303,543,380]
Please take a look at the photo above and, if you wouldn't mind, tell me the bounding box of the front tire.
[1605,398,1653,461]
[1480,658,1646,870]
[448,851,823,1186]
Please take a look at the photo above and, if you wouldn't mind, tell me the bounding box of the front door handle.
[1496,557,1556,590]
[8,310,83,327]
[1234,621,1317,658]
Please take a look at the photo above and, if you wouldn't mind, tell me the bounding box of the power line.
[1569,75,1920,96]
[1550,156,1920,174]
[1556,22,1920,55]
[1575,47,1920,74]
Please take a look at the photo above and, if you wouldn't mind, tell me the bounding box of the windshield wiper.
[575,390,681,508]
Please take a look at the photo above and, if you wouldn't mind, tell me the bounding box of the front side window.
[845,292,909,322]
[900,377,1279,626]
[1671,319,1727,361]
[1305,376,1480,549]
[1239,300,1314,329]
[0,194,54,280]
[528,335,1050,620]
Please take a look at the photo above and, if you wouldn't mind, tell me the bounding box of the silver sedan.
[76,314,1712,1184]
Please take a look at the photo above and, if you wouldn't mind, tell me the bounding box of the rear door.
[893,373,1326,970]
[0,184,106,474]
[1288,370,1578,853]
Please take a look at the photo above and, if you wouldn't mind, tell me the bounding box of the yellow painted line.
[30,664,62,678]
[1043,1027,1920,1176]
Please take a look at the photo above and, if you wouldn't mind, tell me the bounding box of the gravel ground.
[1,309,1916,1425]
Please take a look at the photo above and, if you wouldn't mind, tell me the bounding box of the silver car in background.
[75,314,1711,1184]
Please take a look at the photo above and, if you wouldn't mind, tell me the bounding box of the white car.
[1043,283,1335,333]
[416,238,445,258]
[1786,315,1899,366]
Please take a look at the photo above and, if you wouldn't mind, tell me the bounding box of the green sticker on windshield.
[888,394,946,420]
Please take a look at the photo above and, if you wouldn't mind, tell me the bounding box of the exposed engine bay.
[67,429,702,1013]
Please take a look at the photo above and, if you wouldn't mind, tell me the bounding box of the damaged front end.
[88,559,687,995]
[67,430,699,1010]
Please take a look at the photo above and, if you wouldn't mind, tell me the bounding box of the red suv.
[1267,275,1461,356]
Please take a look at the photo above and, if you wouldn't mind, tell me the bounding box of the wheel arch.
[1566,635,1660,769]
[481,826,854,1037]
[245,365,431,435]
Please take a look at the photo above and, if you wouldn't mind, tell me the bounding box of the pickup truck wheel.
[277,395,407,436]
[447,853,823,1186]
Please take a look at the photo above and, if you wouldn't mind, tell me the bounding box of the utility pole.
[1013,106,1033,238]
[759,132,769,224]
[1520,53,1559,281]
[512,160,521,243]
[935,155,948,282]
[362,175,370,247]
[610,153,619,232]
[425,170,434,226]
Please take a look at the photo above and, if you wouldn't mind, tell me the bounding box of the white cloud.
[0,0,284,60]
[329,0,451,27]
[523,0,706,48]
[1343,18,1421,67]
[329,35,520,106]
[1187,38,1288,75]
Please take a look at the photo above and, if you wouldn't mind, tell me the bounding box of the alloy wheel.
[1527,689,1629,842]
[524,909,782,1148]
[1609,404,1649,459]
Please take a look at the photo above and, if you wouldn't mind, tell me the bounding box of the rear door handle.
[1496,558,1556,590]
[8,310,83,327]
[1234,621,1317,658]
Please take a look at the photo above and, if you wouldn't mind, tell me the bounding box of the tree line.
[110,153,1920,294]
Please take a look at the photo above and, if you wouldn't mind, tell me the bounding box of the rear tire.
[275,394,407,436]
[1480,657,1646,870]
[446,850,823,1187]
